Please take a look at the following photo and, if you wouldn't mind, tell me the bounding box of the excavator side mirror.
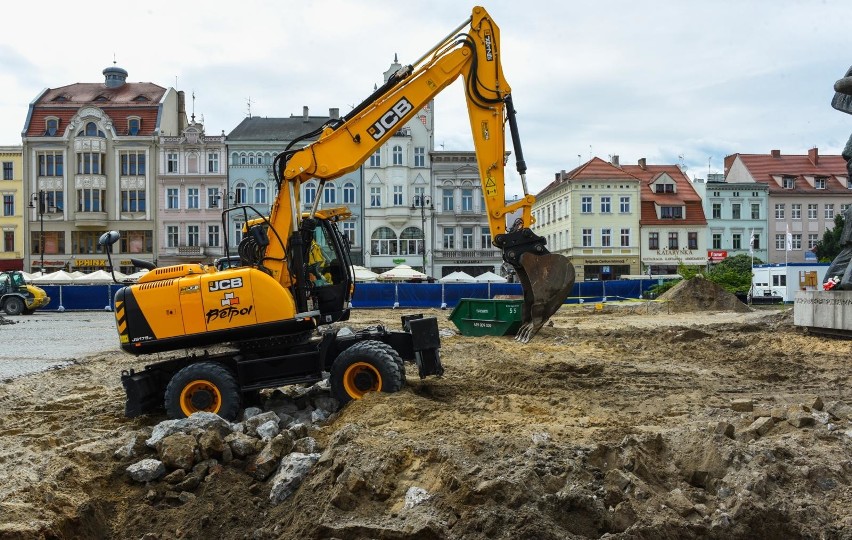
[98,230,120,246]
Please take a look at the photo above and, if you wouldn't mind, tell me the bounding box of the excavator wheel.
[330,340,404,404]
[3,296,24,316]
[514,251,575,343]
[344,340,406,379]
[164,362,241,420]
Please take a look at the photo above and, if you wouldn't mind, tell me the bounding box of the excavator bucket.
[513,252,575,343]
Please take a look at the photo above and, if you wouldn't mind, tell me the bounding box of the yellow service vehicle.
[0,271,50,315]
[100,6,574,419]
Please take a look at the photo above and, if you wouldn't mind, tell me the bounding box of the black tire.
[164,362,241,420]
[345,340,406,379]
[330,340,404,404]
[4,296,24,316]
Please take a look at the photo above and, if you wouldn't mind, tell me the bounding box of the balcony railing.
[434,249,501,260]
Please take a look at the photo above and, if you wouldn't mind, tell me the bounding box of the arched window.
[85,122,98,136]
[343,182,356,204]
[304,183,316,205]
[392,145,403,165]
[128,118,140,135]
[254,182,267,204]
[400,226,422,255]
[234,182,247,204]
[231,152,239,165]
[249,153,256,165]
[45,118,59,136]
[371,227,398,255]
[240,153,247,165]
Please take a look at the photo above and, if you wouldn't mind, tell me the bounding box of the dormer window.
[132,95,149,102]
[77,121,105,138]
[128,118,140,136]
[52,95,68,102]
[660,206,683,219]
[45,118,59,136]
[94,95,109,102]
[782,176,796,189]
[654,183,674,193]
[815,177,827,190]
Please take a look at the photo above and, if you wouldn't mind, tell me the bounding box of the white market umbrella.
[74,269,125,283]
[474,271,508,283]
[351,265,379,282]
[378,264,428,281]
[122,269,150,282]
[32,269,76,284]
[439,271,476,283]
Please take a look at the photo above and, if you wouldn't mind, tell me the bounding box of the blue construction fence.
[33,279,663,311]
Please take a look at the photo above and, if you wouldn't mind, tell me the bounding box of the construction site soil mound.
[1,305,851,540]
[657,276,752,313]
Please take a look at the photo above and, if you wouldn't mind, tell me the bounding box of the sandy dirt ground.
[0,294,851,539]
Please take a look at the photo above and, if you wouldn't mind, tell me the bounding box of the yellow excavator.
[100,6,574,419]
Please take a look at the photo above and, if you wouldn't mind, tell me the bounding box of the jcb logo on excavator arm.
[367,98,413,141]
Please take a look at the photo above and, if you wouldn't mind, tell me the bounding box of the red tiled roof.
[621,163,707,226]
[26,81,167,137]
[726,150,848,195]
[538,157,639,197]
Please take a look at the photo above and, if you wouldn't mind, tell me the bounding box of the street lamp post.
[28,190,47,273]
[411,195,433,273]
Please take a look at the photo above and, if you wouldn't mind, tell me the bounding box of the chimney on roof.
[808,147,819,166]
[771,149,781,158]
[611,155,620,167]
[329,107,339,119]
[638,157,646,170]
[303,106,309,122]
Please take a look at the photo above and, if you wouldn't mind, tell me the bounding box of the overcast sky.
[2,0,851,197]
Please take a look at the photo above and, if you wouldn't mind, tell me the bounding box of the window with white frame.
[442,189,454,211]
[234,183,247,204]
[481,226,491,249]
[370,187,381,207]
[165,188,179,210]
[791,204,801,219]
[600,196,611,213]
[620,196,630,213]
[207,152,219,173]
[78,188,104,212]
[3,194,13,216]
[807,204,818,219]
[808,234,819,249]
[792,233,802,250]
[775,234,785,250]
[166,226,179,247]
[732,203,741,220]
[393,185,403,206]
[733,233,742,250]
[343,182,355,204]
[782,176,795,189]
[581,196,592,213]
[186,225,199,246]
[372,227,397,255]
[323,183,336,204]
[167,152,178,173]
[120,151,145,175]
[304,183,316,205]
[207,224,220,247]
[688,231,698,249]
[2,161,12,180]
[620,228,630,247]
[255,183,268,205]
[582,228,592,247]
[751,203,760,219]
[815,177,826,189]
[342,222,355,246]
[461,188,473,211]
[207,187,218,208]
[462,227,474,249]
[187,188,199,209]
[825,204,834,219]
[414,147,425,167]
[392,145,403,165]
[668,231,679,249]
[442,227,455,249]
[601,228,611,247]
[712,203,722,219]
[774,204,785,219]
[369,150,380,167]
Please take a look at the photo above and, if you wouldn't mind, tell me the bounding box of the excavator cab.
[294,217,354,325]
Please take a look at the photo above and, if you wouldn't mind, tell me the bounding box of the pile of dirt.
[657,276,751,313]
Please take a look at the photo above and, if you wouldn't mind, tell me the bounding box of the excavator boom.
[266,5,575,341]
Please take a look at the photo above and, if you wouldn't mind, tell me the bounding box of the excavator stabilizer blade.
[514,252,575,343]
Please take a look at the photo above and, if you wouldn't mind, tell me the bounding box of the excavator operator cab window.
[307,224,342,287]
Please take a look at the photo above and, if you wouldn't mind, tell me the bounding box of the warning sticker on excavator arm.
[485,176,497,197]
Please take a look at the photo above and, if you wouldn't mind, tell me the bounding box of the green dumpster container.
[448,298,523,336]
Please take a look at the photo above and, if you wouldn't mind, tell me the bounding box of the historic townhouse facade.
[362,58,434,275]
[724,148,851,264]
[623,159,708,274]
[156,118,227,267]
[21,66,183,274]
[693,178,769,264]
[0,146,24,270]
[535,157,641,281]
[431,151,501,277]
[226,108,364,266]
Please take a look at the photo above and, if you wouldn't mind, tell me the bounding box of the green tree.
[707,254,763,294]
[813,213,845,262]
